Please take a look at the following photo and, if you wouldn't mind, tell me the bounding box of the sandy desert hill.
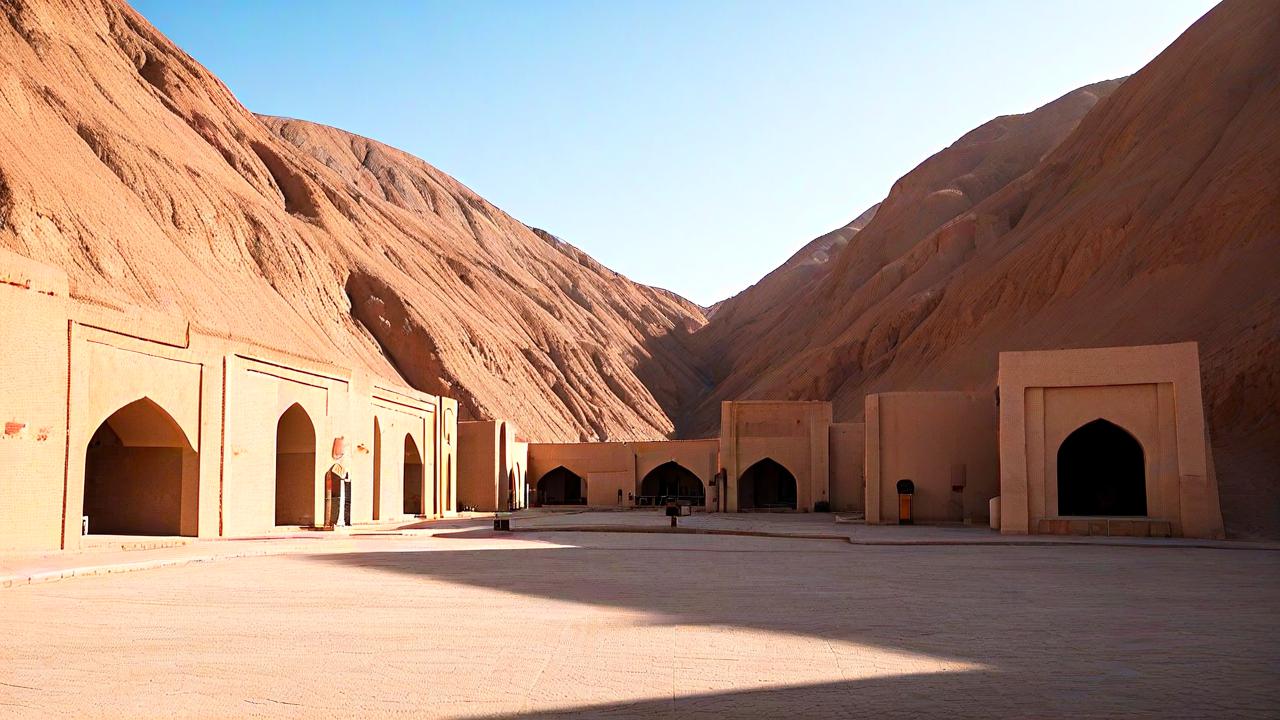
[0,0,706,442]
[682,0,1280,537]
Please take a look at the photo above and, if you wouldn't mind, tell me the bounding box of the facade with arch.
[997,343,1223,539]
[0,251,459,551]
[457,419,529,511]
[0,251,1226,548]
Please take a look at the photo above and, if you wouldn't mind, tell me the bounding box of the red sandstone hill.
[0,0,706,442]
[683,0,1280,537]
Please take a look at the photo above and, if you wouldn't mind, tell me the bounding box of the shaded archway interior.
[83,398,197,536]
[639,461,705,505]
[1057,418,1147,516]
[738,458,797,510]
[275,403,316,526]
[536,466,586,506]
[403,434,424,515]
[372,416,383,520]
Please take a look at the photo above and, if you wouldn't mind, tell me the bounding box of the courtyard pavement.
[1,522,1277,718]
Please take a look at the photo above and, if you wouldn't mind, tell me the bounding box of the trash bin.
[665,500,681,527]
[493,514,511,531]
[896,479,915,525]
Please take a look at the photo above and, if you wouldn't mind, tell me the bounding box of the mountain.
[681,0,1280,537]
[0,0,705,442]
[682,78,1126,432]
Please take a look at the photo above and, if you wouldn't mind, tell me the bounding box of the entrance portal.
[83,398,196,536]
[404,434,424,515]
[536,466,586,506]
[1057,419,1146,516]
[275,404,316,526]
[639,462,705,506]
[372,417,383,520]
[737,458,797,510]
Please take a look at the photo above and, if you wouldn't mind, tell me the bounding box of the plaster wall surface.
[829,422,866,513]
[458,421,499,511]
[0,252,455,551]
[864,392,999,525]
[998,342,1223,539]
[0,252,70,551]
[527,439,718,510]
[720,401,832,512]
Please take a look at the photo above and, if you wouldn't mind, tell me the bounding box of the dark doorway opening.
[404,434,424,515]
[83,398,196,536]
[536,466,586,506]
[275,403,316,526]
[372,417,383,520]
[639,462,705,507]
[1057,419,1146,516]
[738,458,797,510]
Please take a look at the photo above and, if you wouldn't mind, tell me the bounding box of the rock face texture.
[0,0,705,442]
[684,0,1280,538]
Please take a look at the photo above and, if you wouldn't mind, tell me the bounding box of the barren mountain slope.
[683,78,1124,431]
[687,0,1280,537]
[0,0,705,441]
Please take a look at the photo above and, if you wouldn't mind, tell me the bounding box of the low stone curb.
[0,547,300,591]
[510,524,1280,551]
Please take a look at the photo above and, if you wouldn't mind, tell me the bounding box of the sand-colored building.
[0,251,458,552]
[996,342,1224,539]
[524,439,720,510]
[515,344,1224,540]
[864,391,999,525]
[3,250,1227,548]
[457,420,529,512]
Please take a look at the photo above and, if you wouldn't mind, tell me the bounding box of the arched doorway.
[275,403,316,526]
[738,458,797,511]
[404,434,424,515]
[536,466,586,506]
[640,462,705,506]
[372,417,383,520]
[83,398,196,536]
[1058,419,1146,516]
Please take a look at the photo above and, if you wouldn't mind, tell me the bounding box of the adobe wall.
[0,251,457,551]
[498,421,529,511]
[0,252,71,550]
[998,343,1224,539]
[829,422,865,513]
[864,392,999,525]
[368,383,439,522]
[458,420,499,511]
[525,439,717,510]
[527,441,635,507]
[720,401,832,512]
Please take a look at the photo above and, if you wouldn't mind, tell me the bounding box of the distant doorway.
[404,434,424,515]
[737,458,797,510]
[275,404,316,526]
[536,466,587,506]
[639,462,705,506]
[372,417,383,520]
[83,398,196,536]
[1058,419,1146,516]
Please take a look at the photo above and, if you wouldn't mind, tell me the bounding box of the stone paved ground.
[1,530,1277,719]
[511,508,1279,548]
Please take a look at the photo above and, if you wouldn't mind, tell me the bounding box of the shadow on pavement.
[307,540,1279,717]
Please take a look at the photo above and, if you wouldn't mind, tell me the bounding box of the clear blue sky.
[132,0,1217,306]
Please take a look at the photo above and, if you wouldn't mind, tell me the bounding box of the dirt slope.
[0,0,705,441]
[684,78,1125,431]
[685,0,1280,537]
